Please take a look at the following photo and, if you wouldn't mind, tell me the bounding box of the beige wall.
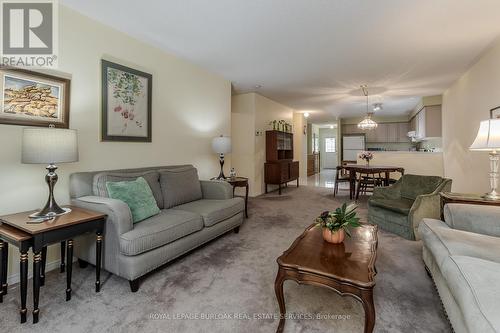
[442,38,500,192]
[293,112,308,182]
[358,152,444,177]
[1,6,231,282]
[231,92,295,196]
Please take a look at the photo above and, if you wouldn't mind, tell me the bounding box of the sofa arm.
[410,193,441,240]
[200,180,233,200]
[444,204,500,237]
[372,180,402,200]
[71,196,133,235]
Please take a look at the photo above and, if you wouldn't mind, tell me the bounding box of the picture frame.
[101,60,152,142]
[490,106,500,119]
[0,66,70,128]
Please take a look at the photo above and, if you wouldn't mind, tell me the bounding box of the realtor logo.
[1,0,58,67]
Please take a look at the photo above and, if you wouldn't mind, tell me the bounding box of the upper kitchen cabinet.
[342,122,410,143]
[412,105,442,139]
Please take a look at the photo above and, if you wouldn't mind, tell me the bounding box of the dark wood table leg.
[66,239,73,301]
[19,251,28,323]
[361,289,375,333]
[297,178,299,187]
[32,251,41,324]
[349,170,355,199]
[356,175,363,200]
[278,183,282,195]
[95,233,103,292]
[0,240,4,303]
[60,241,66,273]
[274,268,287,333]
[384,171,390,186]
[244,183,249,218]
[40,246,47,286]
[2,241,7,297]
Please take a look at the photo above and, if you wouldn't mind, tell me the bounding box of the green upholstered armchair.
[368,174,452,240]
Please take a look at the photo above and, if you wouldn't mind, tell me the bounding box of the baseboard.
[7,257,76,285]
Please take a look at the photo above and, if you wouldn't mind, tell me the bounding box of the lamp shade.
[22,128,79,164]
[212,135,231,154]
[470,119,500,151]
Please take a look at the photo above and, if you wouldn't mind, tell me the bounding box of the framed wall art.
[490,106,500,119]
[0,67,70,128]
[101,60,152,142]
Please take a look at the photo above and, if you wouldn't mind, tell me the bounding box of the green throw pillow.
[106,177,160,223]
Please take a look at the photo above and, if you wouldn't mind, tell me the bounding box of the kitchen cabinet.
[412,105,442,139]
[342,122,410,143]
[398,122,410,142]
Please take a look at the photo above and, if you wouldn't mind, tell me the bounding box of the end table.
[0,206,106,324]
[226,177,249,218]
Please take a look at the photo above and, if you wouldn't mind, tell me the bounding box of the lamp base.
[29,207,71,219]
[482,191,500,201]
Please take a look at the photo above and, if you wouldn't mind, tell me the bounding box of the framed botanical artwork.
[101,60,152,142]
[0,67,70,128]
[490,106,500,119]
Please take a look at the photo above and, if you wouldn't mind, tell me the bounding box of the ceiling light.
[329,125,334,129]
[254,85,262,89]
[304,112,310,118]
[372,103,383,112]
[358,85,378,131]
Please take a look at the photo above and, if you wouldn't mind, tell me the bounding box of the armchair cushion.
[159,167,203,208]
[369,198,414,215]
[173,198,244,227]
[400,174,444,200]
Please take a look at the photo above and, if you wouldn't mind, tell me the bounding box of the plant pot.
[322,228,345,244]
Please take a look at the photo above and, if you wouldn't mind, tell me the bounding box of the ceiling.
[62,0,500,123]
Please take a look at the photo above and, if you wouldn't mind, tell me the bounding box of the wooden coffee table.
[275,224,378,333]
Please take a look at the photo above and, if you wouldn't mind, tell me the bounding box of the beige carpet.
[0,185,450,332]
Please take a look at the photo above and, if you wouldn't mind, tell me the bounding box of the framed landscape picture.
[101,60,152,142]
[0,67,70,128]
[490,106,500,119]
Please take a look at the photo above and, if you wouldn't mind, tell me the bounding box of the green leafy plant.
[315,203,361,237]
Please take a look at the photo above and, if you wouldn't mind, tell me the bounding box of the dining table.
[343,164,405,200]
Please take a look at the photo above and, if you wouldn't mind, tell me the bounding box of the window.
[325,138,336,153]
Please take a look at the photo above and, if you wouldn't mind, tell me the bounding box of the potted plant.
[358,151,374,166]
[315,203,361,244]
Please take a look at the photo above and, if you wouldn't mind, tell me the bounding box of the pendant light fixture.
[357,85,378,131]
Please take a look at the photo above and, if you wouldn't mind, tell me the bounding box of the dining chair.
[334,165,351,197]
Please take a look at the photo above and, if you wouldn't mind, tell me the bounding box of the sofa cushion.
[400,174,443,200]
[159,167,202,209]
[106,177,160,224]
[369,198,414,215]
[419,218,500,266]
[173,198,244,227]
[93,170,163,209]
[440,256,500,333]
[119,209,203,256]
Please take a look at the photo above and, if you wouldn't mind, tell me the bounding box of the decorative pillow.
[159,167,202,209]
[106,177,160,223]
[93,171,164,209]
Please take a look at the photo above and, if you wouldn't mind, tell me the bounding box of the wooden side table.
[440,192,500,218]
[0,206,106,324]
[225,177,249,218]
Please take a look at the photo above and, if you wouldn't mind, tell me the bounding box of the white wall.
[442,38,500,192]
[0,5,231,281]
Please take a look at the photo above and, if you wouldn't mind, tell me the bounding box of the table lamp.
[470,119,500,200]
[212,135,231,180]
[22,127,79,217]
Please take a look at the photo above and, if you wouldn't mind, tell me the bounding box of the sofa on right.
[419,203,500,333]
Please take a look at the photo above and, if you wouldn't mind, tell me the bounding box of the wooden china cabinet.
[264,130,299,195]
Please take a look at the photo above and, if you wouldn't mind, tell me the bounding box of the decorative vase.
[322,228,345,244]
[365,159,370,166]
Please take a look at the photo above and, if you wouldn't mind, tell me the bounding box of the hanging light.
[358,85,378,130]
[372,103,383,112]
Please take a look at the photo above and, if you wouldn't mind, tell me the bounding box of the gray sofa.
[69,165,244,292]
[419,204,500,333]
